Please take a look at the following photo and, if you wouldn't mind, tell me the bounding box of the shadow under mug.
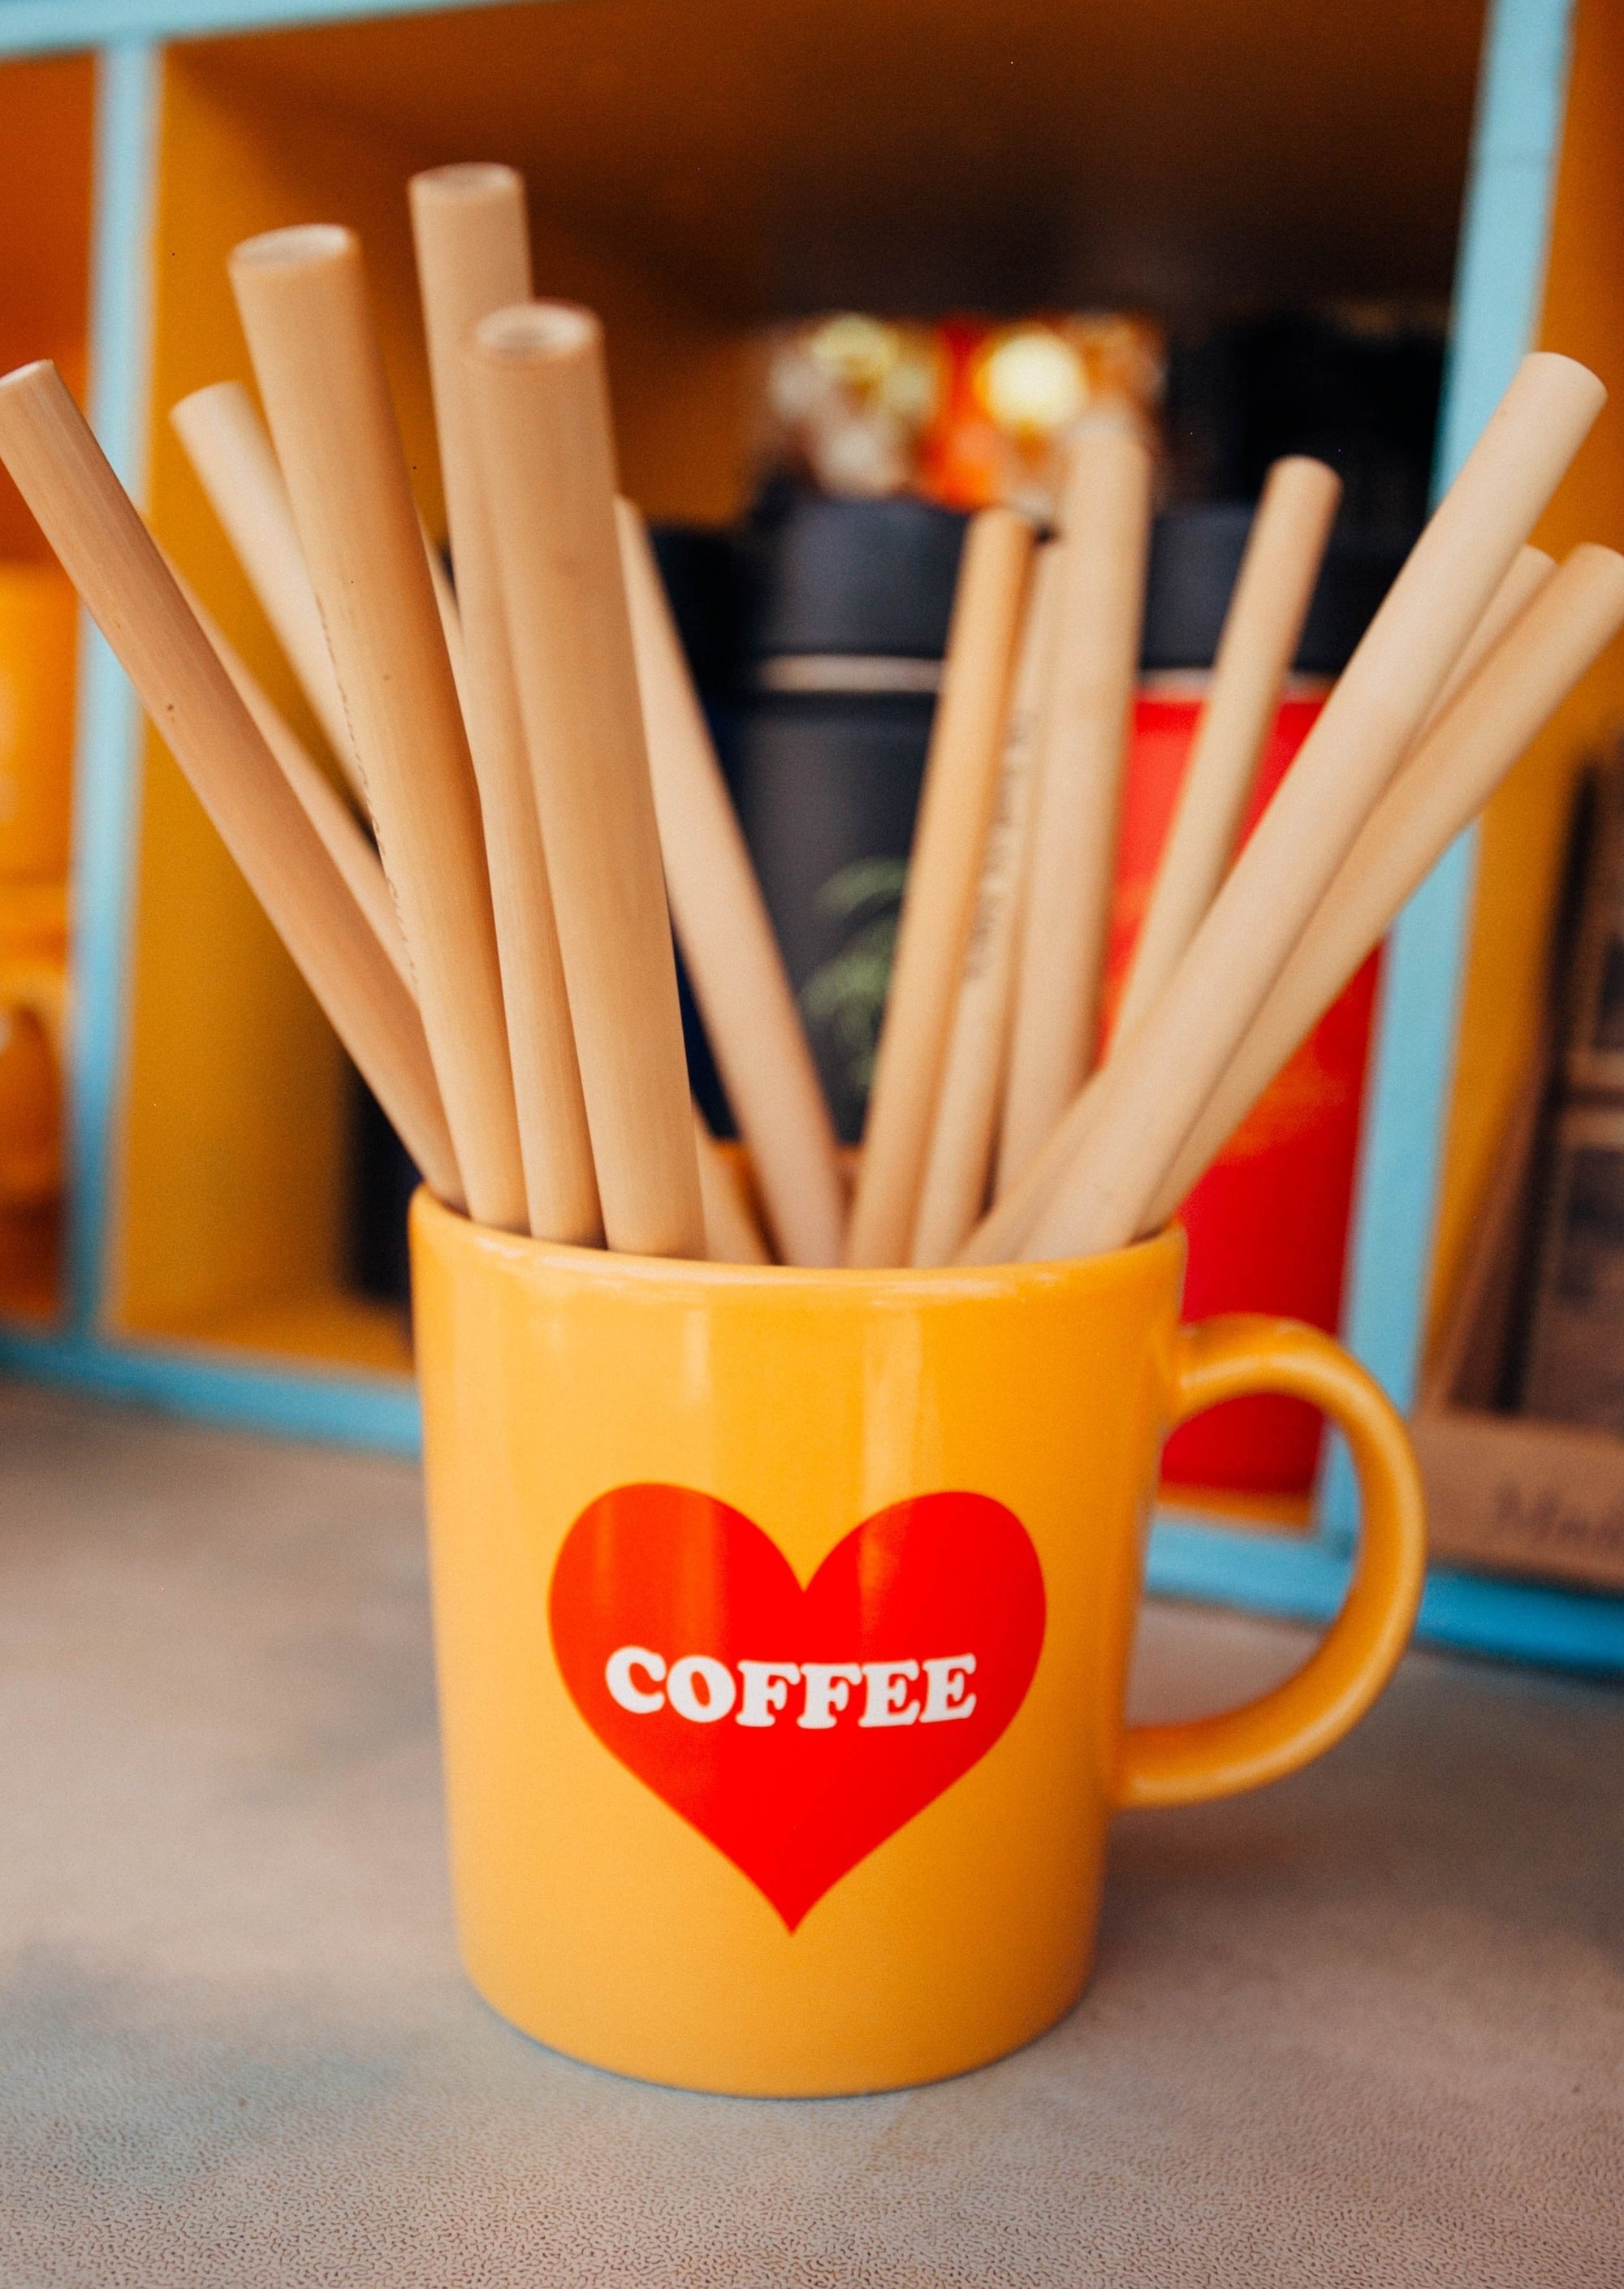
[411,1188,1426,2097]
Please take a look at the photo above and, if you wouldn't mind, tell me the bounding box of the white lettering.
[859,1658,921,1727]
[666,1653,737,1723]
[921,1653,977,1722]
[602,1648,978,1729]
[798,1662,863,1729]
[736,1660,801,1727]
[605,1645,667,1714]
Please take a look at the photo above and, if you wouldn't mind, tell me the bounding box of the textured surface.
[0,1376,1620,2286]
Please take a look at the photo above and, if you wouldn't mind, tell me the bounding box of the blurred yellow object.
[762,313,1162,516]
[0,563,77,879]
[938,316,1163,516]
[765,314,945,499]
[974,326,1090,438]
[0,880,66,1206]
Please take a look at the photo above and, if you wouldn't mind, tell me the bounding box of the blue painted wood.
[0,1322,422,1450]
[65,41,161,1332]
[1320,0,1577,1546]
[0,0,512,59]
[1148,1513,1624,1678]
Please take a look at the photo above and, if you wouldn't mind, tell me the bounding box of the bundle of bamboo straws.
[0,160,1620,1279]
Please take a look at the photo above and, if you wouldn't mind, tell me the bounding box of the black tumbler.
[728,490,968,1142]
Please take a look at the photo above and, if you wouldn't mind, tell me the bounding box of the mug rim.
[409,1185,1186,1302]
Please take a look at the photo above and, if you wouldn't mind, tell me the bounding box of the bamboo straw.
[409,164,603,1248]
[1138,544,1624,1233]
[0,358,461,1203]
[908,543,1060,1265]
[1023,351,1605,1262]
[959,546,1560,1267]
[617,499,846,1267]
[170,381,365,800]
[1108,456,1341,1051]
[693,1108,772,1264]
[1417,542,1555,731]
[229,224,527,1234]
[844,507,1034,1265]
[467,303,705,1260]
[996,425,1151,1193]
[172,381,469,813]
[171,564,414,996]
[421,518,473,722]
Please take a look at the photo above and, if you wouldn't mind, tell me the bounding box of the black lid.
[1142,503,1414,675]
[740,490,970,660]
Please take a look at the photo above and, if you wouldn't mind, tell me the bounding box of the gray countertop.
[0,1378,1619,2286]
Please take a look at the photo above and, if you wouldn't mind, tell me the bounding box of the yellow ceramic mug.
[412,1189,1425,2097]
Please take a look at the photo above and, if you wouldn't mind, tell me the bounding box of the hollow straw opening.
[231,223,354,271]
[0,359,55,399]
[416,162,523,201]
[474,302,598,363]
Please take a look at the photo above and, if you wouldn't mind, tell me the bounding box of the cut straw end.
[0,359,54,395]
[474,301,599,364]
[230,222,355,274]
[412,161,525,205]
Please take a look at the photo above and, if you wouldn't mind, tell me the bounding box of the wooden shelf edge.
[0,1319,420,1451]
[1148,1509,1624,1679]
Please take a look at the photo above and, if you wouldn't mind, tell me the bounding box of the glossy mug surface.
[411,1189,1425,2097]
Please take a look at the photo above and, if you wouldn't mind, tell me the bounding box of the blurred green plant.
[799,857,908,1103]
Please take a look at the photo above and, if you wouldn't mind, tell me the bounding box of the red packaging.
[1103,682,1382,1501]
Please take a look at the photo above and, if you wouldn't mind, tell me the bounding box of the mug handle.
[1116,1315,1427,1811]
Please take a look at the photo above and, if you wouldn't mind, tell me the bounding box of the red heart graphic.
[549,1485,1045,1930]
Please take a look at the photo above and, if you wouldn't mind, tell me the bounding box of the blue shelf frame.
[0,0,1618,1673]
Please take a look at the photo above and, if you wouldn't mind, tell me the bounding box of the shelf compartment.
[110,0,1486,1383]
